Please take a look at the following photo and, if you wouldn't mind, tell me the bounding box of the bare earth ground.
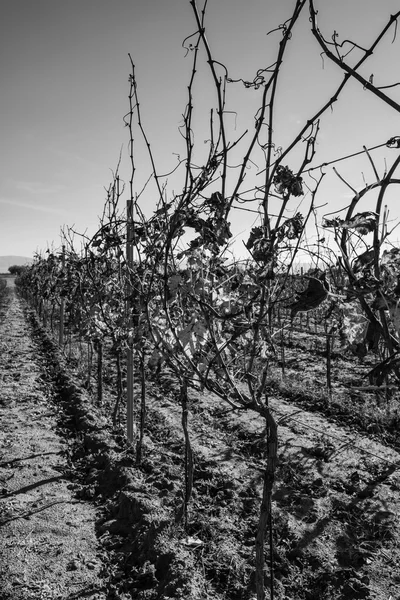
[1,277,400,599]
[0,279,106,600]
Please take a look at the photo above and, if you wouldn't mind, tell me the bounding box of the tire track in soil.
[0,279,107,600]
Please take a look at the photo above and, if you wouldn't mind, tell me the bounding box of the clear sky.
[1,0,400,260]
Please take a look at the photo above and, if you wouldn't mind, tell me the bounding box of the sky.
[1,0,400,261]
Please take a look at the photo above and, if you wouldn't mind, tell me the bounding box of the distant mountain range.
[0,255,33,273]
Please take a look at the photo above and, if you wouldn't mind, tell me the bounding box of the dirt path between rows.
[147,353,400,598]
[0,278,106,600]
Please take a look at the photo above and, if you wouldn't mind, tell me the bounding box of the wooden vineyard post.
[126,199,135,443]
[255,402,278,600]
[325,325,335,401]
[180,379,194,529]
[96,340,103,406]
[59,245,65,348]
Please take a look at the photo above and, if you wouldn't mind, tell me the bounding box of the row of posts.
[57,200,135,444]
